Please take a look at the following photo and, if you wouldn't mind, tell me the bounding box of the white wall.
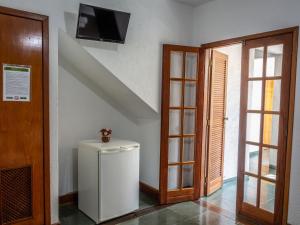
[59,0,194,190]
[65,0,194,112]
[216,44,242,181]
[0,0,194,223]
[58,63,140,195]
[3,0,300,223]
[192,0,300,223]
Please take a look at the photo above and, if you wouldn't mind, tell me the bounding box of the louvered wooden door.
[160,45,204,204]
[205,50,228,195]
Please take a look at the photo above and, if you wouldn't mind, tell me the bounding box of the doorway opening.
[201,43,242,216]
[159,27,298,225]
[199,30,298,225]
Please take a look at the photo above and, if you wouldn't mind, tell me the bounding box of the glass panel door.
[160,45,202,204]
[237,33,293,225]
[168,50,197,191]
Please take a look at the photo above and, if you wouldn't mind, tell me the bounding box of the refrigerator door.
[99,147,139,221]
[78,144,100,222]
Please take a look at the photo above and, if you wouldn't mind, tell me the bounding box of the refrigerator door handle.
[102,149,123,154]
[120,146,139,151]
[102,146,139,154]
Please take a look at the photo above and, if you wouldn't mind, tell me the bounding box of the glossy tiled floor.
[118,202,244,225]
[118,179,248,225]
[59,192,158,225]
[202,179,237,215]
[201,178,275,215]
[60,181,258,225]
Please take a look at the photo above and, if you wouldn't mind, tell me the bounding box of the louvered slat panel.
[206,50,228,195]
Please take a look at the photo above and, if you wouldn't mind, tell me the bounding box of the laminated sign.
[3,64,31,102]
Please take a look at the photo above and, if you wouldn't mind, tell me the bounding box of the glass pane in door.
[168,138,180,163]
[184,82,196,107]
[183,137,194,162]
[245,144,259,175]
[248,80,262,110]
[185,52,198,79]
[182,165,194,188]
[249,47,264,78]
[246,113,261,143]
[263,114,279,146]
[261,147,277,180]
[170,81,182,107]
[264,80,281,112]
[170,51,183,78]
[183,110,196,134]
[244,175,258,206]
[260,180,276,213]
[168,166,180,190]
[169,110,181,135]
[266,44,283,77]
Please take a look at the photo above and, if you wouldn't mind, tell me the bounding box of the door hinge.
[242,40,246,46]
[204,177,207,185]
[207,119,210,126]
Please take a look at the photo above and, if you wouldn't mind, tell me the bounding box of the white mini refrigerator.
[78,139,140,223]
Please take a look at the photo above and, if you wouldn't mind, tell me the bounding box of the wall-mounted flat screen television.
[76,4,131,44]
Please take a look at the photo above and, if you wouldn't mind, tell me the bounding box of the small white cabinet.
[78,139,140,223]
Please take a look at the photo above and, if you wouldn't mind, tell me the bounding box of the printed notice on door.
[3,64,31,102]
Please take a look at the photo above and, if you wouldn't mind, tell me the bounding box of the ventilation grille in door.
[0,166,32,225]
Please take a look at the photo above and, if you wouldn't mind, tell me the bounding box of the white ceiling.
[174,0,214,6]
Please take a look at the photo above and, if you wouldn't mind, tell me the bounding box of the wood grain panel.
[0,6,49,225]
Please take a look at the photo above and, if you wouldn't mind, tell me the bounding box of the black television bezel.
[76,3,131,44]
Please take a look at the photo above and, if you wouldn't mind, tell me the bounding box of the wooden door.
[205,50,228,195]
[237,33,293,225]
[159,45,204,204]
[0,7,49,225]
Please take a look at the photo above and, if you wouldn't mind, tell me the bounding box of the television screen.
[76,4,131,44]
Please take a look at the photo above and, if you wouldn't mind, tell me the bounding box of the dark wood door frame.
[0,6,50,225]
[199,27,298,225]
